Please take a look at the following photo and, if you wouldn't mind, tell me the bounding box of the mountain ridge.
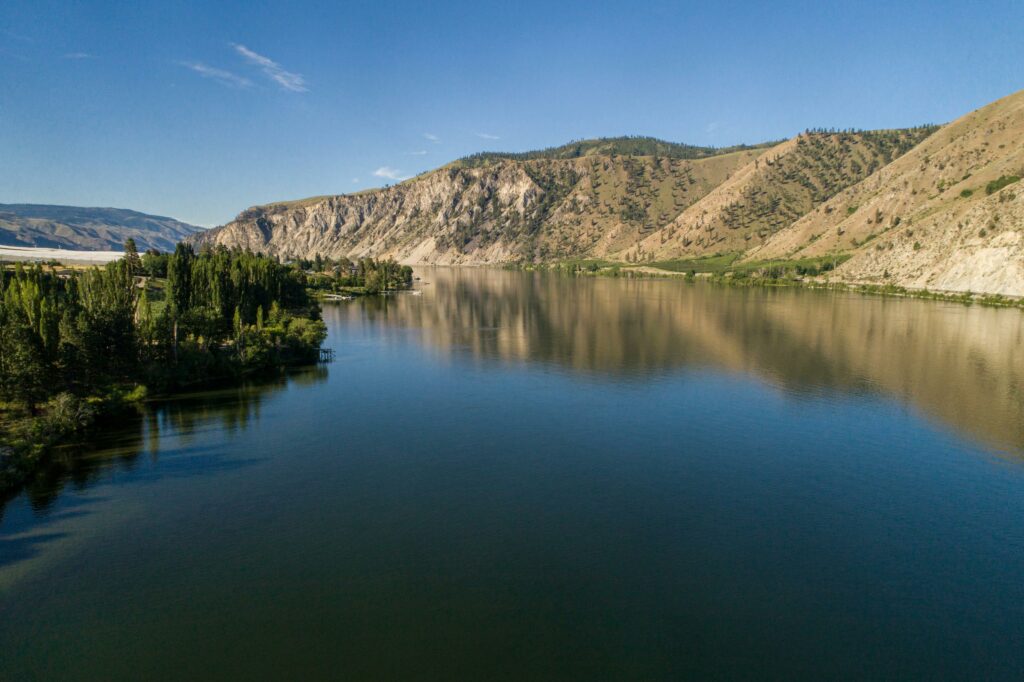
[0,204,204,252]
[194,144,767,263]
[453,135,780,166]
[193,89,1024,295]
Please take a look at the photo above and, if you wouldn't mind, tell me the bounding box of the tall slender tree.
[123,238,142,277]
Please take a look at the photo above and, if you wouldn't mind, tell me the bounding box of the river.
[2,267,1023,679]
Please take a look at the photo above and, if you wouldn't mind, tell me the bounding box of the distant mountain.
[0,204,204,252]
[194,89,1024,295]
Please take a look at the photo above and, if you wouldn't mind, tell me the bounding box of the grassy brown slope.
[631,127,937,262]
[752,90,1024,259]
[747,89,1024,294]
[528,149,762,259]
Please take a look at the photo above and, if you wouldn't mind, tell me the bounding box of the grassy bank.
[516,254,1024,309]
[517,253,848,278]
[647,253,851,278]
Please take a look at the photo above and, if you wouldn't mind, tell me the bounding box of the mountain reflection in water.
[2,268,1023,681]
[352,267,1024,456]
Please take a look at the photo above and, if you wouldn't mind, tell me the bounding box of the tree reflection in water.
[1,366,328,520]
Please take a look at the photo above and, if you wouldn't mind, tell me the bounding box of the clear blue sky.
[2,0,1022,226]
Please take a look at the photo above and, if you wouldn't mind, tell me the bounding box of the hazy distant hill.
[0,204,203,252]
[194,89,1024,295]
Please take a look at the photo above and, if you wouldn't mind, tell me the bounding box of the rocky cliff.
[193,145,765,264]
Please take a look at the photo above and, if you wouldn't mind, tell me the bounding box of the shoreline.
[509,260,1024,309]
[0,358,327,499]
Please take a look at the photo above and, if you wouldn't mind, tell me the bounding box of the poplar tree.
[123,238,142,277]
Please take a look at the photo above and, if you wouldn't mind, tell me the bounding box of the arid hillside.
[194,128,927,266]
[193,143,766,263]
[194,90,1024,295]
[748,89,1024,295]
[633,127,937,261]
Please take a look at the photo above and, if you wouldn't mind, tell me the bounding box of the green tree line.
[303,255,413,294]
[1,243,327,488]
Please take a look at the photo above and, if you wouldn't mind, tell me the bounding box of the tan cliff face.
[197,164,537,264]
[193,90,1024,295]
[193,131,914,267]
[833,189,1024,296]
[193,150,762,264]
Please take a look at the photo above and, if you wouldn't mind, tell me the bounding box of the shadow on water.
[0,365,329,563]
[0,495,101,569]
[0,532,70,570]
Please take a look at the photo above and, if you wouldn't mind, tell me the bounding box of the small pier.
[319,348,335,363]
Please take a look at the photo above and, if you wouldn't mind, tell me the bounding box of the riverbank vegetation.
[302,255,414,296]
[517,252,1023,308]
[1,243,327,492]
[522,253,849,278]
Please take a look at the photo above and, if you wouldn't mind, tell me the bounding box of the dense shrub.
[985,175,1020,195]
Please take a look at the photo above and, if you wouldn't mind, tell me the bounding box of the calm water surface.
[2,268,1024,680]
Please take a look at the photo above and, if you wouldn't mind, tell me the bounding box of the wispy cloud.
[352,178,360,183]
[705,121,721,134]
[424,133,440,143]
[232,43,307,92]
[409,150,428,156]
[373,166,407,181]
[63,52,96,60]
[179,61,252,88]
[475,132,500,140]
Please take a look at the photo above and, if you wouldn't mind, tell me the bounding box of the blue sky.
[2,0,1022,226]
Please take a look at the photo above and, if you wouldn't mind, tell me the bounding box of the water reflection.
[351,267,1024,455]
[0,366,328,521]
[3,270,1024,680]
